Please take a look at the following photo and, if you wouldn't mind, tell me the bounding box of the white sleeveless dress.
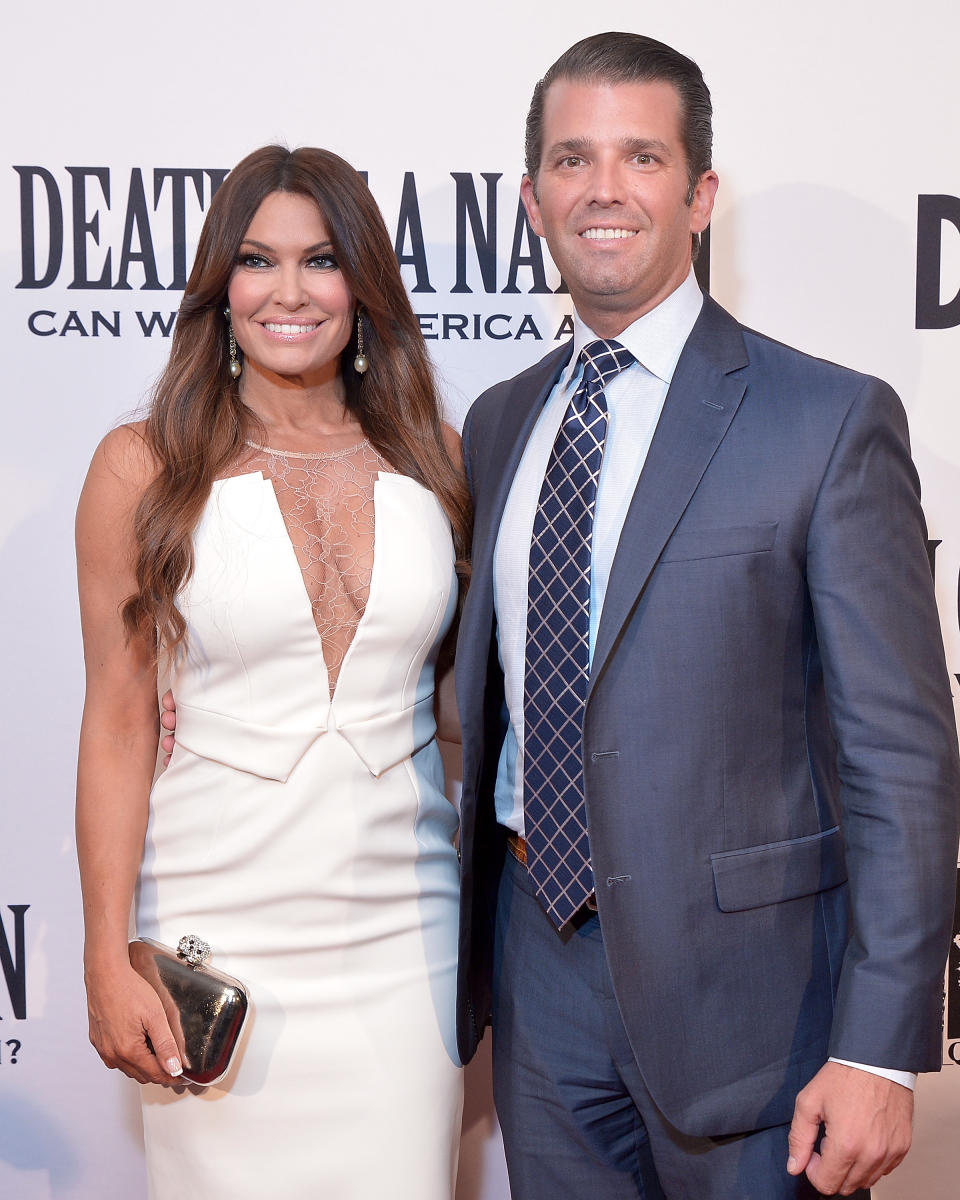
[136,441,463,1199]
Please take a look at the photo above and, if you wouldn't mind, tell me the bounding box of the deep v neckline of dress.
[219,439,392,704]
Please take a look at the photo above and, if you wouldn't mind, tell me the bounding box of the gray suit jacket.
[454,294,960,1136]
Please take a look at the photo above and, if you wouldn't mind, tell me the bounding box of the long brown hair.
[122,145,471,653]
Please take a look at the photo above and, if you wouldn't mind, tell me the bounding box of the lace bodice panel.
[223,440,395,696]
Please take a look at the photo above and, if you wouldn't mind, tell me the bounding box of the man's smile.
[579,227,638,240]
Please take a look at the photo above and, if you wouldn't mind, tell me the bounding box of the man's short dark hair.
[525,31,713,204]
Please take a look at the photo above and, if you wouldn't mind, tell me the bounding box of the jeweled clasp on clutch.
[177,934,211,968]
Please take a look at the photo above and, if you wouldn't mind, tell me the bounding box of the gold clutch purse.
[128,934,249,1086]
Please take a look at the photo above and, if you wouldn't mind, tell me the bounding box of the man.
[454,31,960,1199]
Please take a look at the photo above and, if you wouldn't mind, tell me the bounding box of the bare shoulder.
[94,422,158,488]
[76,424,161,684]
[77,422,158,541]
[83,422,158,502]
[440,422,464,472]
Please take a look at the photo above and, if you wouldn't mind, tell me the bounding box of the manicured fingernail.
[166,1058,183,1076]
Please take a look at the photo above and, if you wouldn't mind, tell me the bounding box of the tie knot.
[579,339,635,390]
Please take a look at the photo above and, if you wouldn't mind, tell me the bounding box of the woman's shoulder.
[79,422,160,521]
[91,421,160,490]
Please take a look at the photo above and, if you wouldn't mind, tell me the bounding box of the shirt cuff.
[828,1057,916,1090]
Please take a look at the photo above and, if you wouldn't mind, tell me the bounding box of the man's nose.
[586,158,627,206]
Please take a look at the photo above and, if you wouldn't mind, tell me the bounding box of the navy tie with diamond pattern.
[523,338,636,928]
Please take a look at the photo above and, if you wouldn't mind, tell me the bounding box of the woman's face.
[227,190,354,383]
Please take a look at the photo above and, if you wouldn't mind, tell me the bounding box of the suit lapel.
[458,342,573,717]
[589,298,749,690]
[470,342,573,583]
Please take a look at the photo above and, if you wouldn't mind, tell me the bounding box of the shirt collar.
[558,268,705,391]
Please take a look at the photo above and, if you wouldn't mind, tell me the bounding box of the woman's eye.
[238,253,270,268]
[308,254,338,270]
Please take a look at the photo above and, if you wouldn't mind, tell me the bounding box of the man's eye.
[560,156,584,169]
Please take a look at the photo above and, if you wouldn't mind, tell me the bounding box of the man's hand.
[160,689,177,766]
[787,1061,913,1195]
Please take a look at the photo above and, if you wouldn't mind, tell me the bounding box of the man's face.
[521,78,718,336]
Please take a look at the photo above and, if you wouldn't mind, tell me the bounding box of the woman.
[76,145,470,1199]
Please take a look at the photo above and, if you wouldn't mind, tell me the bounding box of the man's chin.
[568,273,646,312]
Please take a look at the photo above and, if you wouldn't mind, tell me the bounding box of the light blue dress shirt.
[492,269,703,835]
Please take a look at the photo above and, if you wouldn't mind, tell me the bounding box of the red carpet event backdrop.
[2,2,958,1196]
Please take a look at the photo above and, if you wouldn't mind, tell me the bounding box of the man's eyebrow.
[547,137,594,158]
[620,136,671,156]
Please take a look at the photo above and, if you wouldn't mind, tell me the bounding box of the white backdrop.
[2,2,959,1197]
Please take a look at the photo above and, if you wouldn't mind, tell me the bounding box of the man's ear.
[520,175,545,238]
[690,170,719,234]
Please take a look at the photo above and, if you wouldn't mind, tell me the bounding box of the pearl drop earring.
[353,311,369,375]
[225,306,242,379]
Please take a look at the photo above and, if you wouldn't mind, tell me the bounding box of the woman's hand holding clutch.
[85,961,184,1086]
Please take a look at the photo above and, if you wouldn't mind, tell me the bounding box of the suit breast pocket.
[659,522,778,563]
